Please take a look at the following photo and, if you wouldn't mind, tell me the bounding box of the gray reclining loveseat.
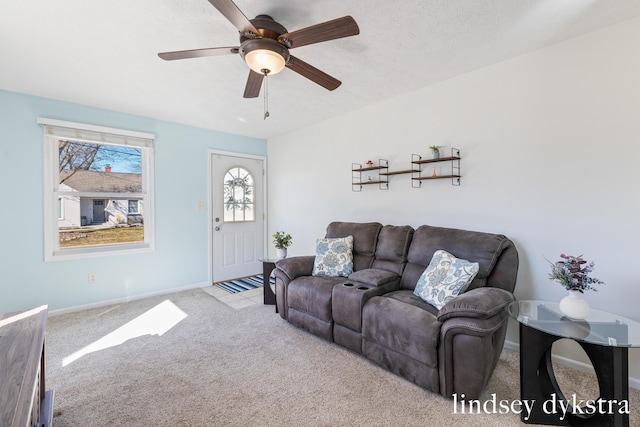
[273,221,519,399]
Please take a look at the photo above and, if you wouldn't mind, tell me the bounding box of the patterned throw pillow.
[413,249,479,309]
[312,236,354,277]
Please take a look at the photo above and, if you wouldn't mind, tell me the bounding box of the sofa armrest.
[274,256,315,282]
[273,256,315,321]
[348,268,399,288]
[438,310,510,399]
[436,287,515,322]
[437,288,514,398]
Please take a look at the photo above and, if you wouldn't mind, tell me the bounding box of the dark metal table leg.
[262,261,278,313]
[520,323,561,425]
[520,323,629,426]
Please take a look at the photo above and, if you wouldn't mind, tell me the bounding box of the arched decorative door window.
[223,167,255,222]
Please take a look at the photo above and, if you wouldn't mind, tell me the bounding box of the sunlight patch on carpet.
[62,299,187,367]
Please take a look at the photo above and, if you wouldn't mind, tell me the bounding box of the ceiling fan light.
[244,49,286,75]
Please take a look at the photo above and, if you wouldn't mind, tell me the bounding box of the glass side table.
[259,258,279,313]
[507,300,640,426]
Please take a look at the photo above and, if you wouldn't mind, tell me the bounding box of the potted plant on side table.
[273,231,292,259]
[548,253,605,320]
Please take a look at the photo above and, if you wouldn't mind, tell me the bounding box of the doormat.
[215,274,274,294]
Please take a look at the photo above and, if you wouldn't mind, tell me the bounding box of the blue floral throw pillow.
[312,236,354,277]
[413,249,479,309]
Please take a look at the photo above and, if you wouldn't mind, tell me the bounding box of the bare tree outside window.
[59,140,141,182]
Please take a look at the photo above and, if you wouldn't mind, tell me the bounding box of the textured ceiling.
[1,0,640,139]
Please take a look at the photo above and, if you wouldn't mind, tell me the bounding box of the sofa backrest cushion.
[400,225,517,292]
[325,222,382,271]
[371,225,414,276]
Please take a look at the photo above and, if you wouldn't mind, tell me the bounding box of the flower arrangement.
[272,231,292,250]
[547,254,605,293]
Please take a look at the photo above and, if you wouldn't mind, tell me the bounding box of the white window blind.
[38,118,154,148]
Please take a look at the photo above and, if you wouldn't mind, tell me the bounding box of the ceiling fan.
[158,0,360,98]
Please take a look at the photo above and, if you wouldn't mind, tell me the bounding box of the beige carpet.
[44,288,639,426]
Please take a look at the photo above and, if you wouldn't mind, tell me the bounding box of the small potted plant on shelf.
[273,231,293,259]
[429,145,443,159]
[547,253,605,320]
[365,160,374,168]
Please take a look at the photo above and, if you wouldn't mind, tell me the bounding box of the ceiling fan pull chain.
[263,69,270,120]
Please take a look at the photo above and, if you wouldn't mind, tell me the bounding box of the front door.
[211,153,264,283]
[93,199,106,223]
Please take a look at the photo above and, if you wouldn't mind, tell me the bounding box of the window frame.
[222,166,255,223]
[40,118,155,261]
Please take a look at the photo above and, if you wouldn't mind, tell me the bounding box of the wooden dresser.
[0,305,54,427]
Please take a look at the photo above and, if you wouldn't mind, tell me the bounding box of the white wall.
[267,18,640,379]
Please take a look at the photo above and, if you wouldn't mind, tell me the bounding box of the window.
[128,200,139,214]
[223,167,254,222]
[40,118,154,260]
[57,197,64,220]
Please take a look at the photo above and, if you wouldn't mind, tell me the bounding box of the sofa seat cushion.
[348,268,399,287]
[287,276,345,322]
[362,291,441,367]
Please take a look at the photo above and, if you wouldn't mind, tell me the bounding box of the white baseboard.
[504,340,640,390]
[48,281,210,317]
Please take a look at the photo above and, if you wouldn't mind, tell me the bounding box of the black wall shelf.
[351,149,461,190]
[411,149,461,187]
[352,159,389,191]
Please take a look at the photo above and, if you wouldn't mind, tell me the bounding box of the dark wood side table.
[260,258,278,312]
[507,300,640,427]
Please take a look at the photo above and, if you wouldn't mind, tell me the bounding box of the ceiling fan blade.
[207,0,260,36]
[278,16,359,49]
[286,55,341,91]
[243,70,264,98]
[158,47,239,61]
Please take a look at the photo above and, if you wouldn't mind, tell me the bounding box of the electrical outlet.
[88,273,97,283]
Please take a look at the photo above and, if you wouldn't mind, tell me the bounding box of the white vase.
[559,290,590,320]
[276,248,287,259]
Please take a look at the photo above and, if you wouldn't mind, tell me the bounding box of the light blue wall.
[0,90,266,313]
